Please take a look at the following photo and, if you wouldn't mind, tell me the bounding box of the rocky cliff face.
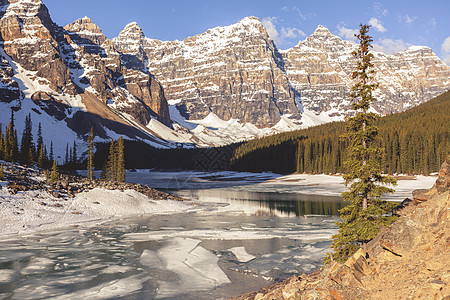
[0,0,170,145]
[232,155,450,300]
[63,16,170,127]
[139,17,301,128]
[140,20,449,128]
[282,25,450,116]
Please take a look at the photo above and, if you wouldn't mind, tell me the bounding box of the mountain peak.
[65,16,105,37]
[123,22,142,32]
[221,16,267,37]
[1,0,48,19]
[118,22,145,39]
[4,0,43,5]
[81,16,93,23]
[238,16,262,25]
[312,25,332,37]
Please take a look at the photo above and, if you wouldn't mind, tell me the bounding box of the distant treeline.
[94,140,242,171]
[231,90,450,175]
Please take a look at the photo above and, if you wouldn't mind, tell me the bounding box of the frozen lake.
[0,171,434,299]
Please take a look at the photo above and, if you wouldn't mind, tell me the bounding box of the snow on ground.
[0,186,195,237]
[163,106,348,147]
[259,173,437,201]
[0,169,436,238]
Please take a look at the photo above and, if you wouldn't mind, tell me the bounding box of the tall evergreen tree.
[72,141,77,166]
[65,143,69,166]
[5,110,19,162]
[49,142,53,162]
[101,137,126,182]
[50,160,59,182]
[20,114,34,164]
[36,123,43,154]
[37,143,45,168]
[86,127,95,180]
[116,136,125,182]
[0,127,4,160]
[104,139,116,181]
[328,24,397,263]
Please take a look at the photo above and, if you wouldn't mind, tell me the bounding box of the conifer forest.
[231,90,450,175]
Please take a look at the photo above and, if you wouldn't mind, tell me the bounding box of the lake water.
[1,170,423,299]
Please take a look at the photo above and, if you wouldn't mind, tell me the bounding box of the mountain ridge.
[0,1,449,157]
[135,15,449,128]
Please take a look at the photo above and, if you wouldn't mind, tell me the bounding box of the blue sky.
[44,0,450,64]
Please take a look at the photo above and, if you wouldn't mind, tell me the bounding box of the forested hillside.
[231,90,450,175]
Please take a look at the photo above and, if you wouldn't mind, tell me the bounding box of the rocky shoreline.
[231,155,450,300]
[4,164,184,202]
[0,162,192,237]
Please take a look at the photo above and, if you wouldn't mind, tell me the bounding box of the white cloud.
[441,36,450,53]
[441,36,450,65]
[368,17,387,32]
[337,23,358,42]
[399,14,418,25]
[262,17,281,44]
[280,27,306,39]
[405,15,417,24]
[262,17,306,47]
[373,38,411,54]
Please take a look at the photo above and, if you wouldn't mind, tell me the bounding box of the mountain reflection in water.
[172,189,345,217]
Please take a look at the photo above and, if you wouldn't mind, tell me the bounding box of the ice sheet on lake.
[126,170,436,202]
[229,247,256,262]
[100,265,133,274]
[141,237,230,299]
[50,274,148,300]
[124,227,337,242]
[0,269,19,283]
[21,257,54,275]
[235,241,332,281]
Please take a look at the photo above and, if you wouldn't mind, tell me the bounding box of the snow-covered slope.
[282,25,450,115]
[0,0,175,158]
[1,1,449,153]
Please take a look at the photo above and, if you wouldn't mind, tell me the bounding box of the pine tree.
[327,24,398,263]
[4,124,10,161]
[72,141,77,166]
[49,142,53,162]
[20,114,34,165]
[5,110,18,162]
[0,127,4,160]
[0,163,4,180]
[65,143,69,166]
[50,160,59,182]
[104,139,116,181]
[12,128,18,161]
[116,136,125,182]
[86,127,95,180]
[37,143,45,168]
[36,123,43,155]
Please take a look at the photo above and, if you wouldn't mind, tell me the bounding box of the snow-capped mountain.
[0,0,449,157]
[0,0,174,156]
[141,21,449,128]
[282,25,450,116]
